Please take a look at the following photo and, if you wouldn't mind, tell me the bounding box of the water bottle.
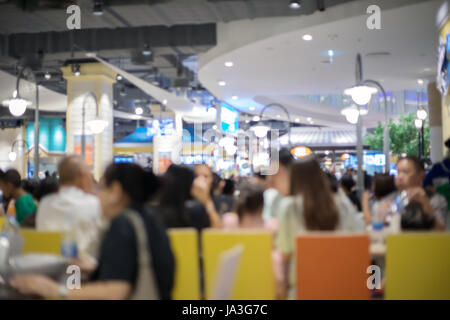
[390,190,410,215]
[60,216,78,258]
[371,208,384,231]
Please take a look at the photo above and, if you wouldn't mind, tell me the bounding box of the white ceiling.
[198,0,440,127]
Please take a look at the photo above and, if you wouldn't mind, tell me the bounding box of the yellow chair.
[168,228,201,300]
[0,216,5,230]
[19,229,63,255]
[201,229,275,300]
[386,233,450,300]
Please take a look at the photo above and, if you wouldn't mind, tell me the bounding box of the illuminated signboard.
[291,146,312,159]
[344,153,386,167]
[218,102,239,135]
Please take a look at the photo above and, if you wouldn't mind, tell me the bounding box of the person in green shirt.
[0,169,36,225]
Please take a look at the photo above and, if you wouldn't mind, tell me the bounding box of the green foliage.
[364,113,430,157]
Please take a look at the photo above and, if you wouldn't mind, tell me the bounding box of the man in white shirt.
[36,155,103,256]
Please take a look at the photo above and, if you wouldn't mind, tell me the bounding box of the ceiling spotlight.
[289,0,301,10]
[44,72,51,80]
[253,115,260,121]
[163,99,168,105]
[116,74,123,81]
[249,106,255,111]
[328,50,334,57]
[142,44,152,56]
[417,79,424,85]
[295,118,300,122]
[225,61,234,67]
[73,64,80,77]
[307,117,312,122]
[93,1,104,16]
[135,107,143,115]
[302,34,313,41]
[232,96,238,100]
[218,81,226,86]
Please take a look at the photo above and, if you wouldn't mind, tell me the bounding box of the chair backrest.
[296,233,371,300]
[167,228,201,300]
[202,229,275,300]
[0,216,5,230]
[385,233,450,300]
[212,245,244,300]
[19,229,63,255]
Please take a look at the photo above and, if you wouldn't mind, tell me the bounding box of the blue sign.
[114,156,134,163]
[344,152,385,167]
[219,102,239,135]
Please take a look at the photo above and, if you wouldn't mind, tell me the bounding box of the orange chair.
[296,233,371,300]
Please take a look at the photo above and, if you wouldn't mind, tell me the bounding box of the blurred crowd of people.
[0,138,448,300]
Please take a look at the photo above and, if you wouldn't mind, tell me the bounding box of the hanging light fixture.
[416,106,427,121]
[87,117,108,134]
[341,106,360,124]
[8,151,17,161]
[3,96,31,117]
[251,121,270,138]
[344,85,377,105]
[341,105,368,124]
[414,118,423,129]
[85,93,108,135]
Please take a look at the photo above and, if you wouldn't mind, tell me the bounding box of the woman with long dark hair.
[155,164,221,230]
[10,163,175,300]
[276,156,365,299]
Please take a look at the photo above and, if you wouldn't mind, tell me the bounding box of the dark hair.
[103,163,160,203]
[160,164,195,206]
[235,183,264,219]
[3,169,22,188]
[279,148,294,168]
[22,179,40,198]
[340,175,355,193]
[445,137,450,149]
[212,172,222,191]
[35,176,59,201]
[222,179,235,196]
[0,169,4,182]
[290,157,339,230]
[325,172,338,193]
[373,174,396,199]
[157,164,195,227]
[398,156,424,173]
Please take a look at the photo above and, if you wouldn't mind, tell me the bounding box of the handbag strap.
[123,209,160,300]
